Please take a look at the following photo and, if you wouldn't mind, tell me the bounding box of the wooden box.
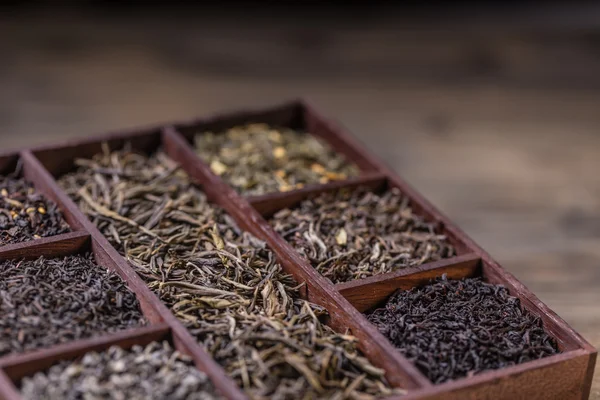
[0,100,595,399]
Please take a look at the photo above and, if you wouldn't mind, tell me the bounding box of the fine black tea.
[0,254,145,356]
[270,187,455,284]
[20,341,223,400]
[58,145,401,399]
[365,275,560,384]
[0,163,70,245]
[194,123,360,196]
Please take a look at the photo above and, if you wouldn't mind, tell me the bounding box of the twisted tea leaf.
[0,254,145,356]
[58,145,402,399]
[270,187,455,284]
[20,341,223,400]
[366,276,560,384]
[195,123,360,196]
[0,163,70,245]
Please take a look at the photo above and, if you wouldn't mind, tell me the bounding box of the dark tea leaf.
[194,123,360,196]
[0,164,70,245]
[0,254,145,356]
[20,341,223,400]
[58,145,402,399]
[366,276,560,384]
[270,187,454,283]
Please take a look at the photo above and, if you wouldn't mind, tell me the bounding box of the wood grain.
[0,371,20,400]
[249,172,386,217]
[0,231,89,261]
[0,11,598,398]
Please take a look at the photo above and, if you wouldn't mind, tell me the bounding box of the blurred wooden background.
[0,3,599,397]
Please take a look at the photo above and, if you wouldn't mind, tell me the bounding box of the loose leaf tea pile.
[0,254,145,356]
[366,276,560,384]
[0,165,70,245]
[270,187,454,284]
[20,341,223,400]
[194,123,359,195]
[58,145,400,400]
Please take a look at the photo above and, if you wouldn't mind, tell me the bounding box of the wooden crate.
[0,100,595,399]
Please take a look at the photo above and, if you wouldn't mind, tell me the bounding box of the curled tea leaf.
[58,147,398,399]
[210,224,225,250]
[271,187,455,283]
[366,277,559,384]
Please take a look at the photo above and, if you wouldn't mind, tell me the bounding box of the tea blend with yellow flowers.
[194,123,360,196]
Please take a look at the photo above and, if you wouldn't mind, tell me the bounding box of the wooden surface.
[0,7,599,398]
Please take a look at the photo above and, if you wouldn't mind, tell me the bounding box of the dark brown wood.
[26,129,162,179]
[249,172,386,217]
[0,231,90,262]
[175,100,304,138]
[0,154,19,176]
[0,371,20,400]
[399,350,593,400]
[174,100,381,174]
[0,100,593,400]
[337,253,481,312]
[0,324,170,381]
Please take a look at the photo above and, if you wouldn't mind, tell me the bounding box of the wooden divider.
[0,100,594,400]
[0,231,89,262]
[162,126,432,390]
[8,150,247,400]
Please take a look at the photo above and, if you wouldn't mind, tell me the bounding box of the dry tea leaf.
[210,224,225,250]
[20,341,222,400]
[0,164,70,245]
[0,254,145,356]
[195,124,359,195]
[270,187,455,283]
[58,146,400,399]
[366,276,559,384]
